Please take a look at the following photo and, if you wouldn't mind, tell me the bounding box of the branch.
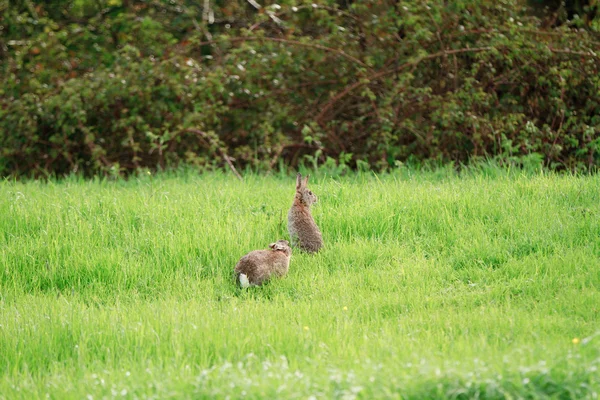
[316,47,492,123]
[445,27,600,49]
[248,4,363,32]
[547,46,599,58]
[316,44,600,123]
[195,36,368,69]
[24,0,39,20]
[423,5,459,89]
[268,144,285,172]
[245,0,284,27]
[184,128,243,180]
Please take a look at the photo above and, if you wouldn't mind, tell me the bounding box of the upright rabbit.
[234,240,292,288]
[288,173,323,253]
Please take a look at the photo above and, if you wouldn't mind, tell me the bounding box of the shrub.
[1,0,599,177]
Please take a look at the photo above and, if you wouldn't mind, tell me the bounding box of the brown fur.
[234,240,292,286]
[287,173,323,253]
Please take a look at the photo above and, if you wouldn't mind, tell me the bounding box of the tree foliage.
[1,0,600,177]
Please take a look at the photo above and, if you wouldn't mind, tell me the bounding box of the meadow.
[1,167,599,399]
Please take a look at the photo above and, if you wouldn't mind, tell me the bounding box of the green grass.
[1,168,599,399]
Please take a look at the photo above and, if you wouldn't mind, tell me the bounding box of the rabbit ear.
[303,174,310,186]
[296,173,303,189]
[270,242,284,251]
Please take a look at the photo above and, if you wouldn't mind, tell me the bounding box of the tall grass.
[1,168,599,399]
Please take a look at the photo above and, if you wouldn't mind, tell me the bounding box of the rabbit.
[234,240,292,288]
[287,173,323,253]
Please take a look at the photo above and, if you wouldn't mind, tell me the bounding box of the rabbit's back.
[235,250,290,286]
[288,204,323,253]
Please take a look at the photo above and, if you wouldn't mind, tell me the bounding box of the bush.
[1,0,599,177]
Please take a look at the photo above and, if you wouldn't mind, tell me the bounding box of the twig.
[316,47,492,123]
[184,128,243,180]
[182,1,222,60]
[246,0,261,9]
[452,54,459,89]
[268,144,285,172]
[245,0,284,27]
[547,46,599,58]
[316,44,600,123]
[248,4,362,32]
[195,36,368,69]
[424,6,448,60]
[86,142,111,168]
[423,5,459,90]
[24,0,39,20]
[369,97,380,122]
[281,143,320,150]
[203,0,215,24]
[445,27,600,48]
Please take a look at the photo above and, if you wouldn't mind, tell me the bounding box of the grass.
[1,167,599,399]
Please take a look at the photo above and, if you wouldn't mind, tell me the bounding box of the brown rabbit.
[234,240,292,288]
[287,173,323,253]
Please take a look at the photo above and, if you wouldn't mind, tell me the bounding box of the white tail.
[239,273,251,288]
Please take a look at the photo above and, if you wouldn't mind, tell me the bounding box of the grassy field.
[1,167,599,399]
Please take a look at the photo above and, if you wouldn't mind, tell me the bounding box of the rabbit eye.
[308,191,312,195]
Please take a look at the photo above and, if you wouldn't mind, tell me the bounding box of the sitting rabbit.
[288,173,323,253]
[234,240,292,288]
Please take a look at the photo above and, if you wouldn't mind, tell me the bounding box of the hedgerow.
[1,0,599,177]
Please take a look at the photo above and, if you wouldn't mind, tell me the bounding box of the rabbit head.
[269,239,292,256]
[295,173,317,207]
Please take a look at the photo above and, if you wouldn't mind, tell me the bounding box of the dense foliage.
[1,0,600,177]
